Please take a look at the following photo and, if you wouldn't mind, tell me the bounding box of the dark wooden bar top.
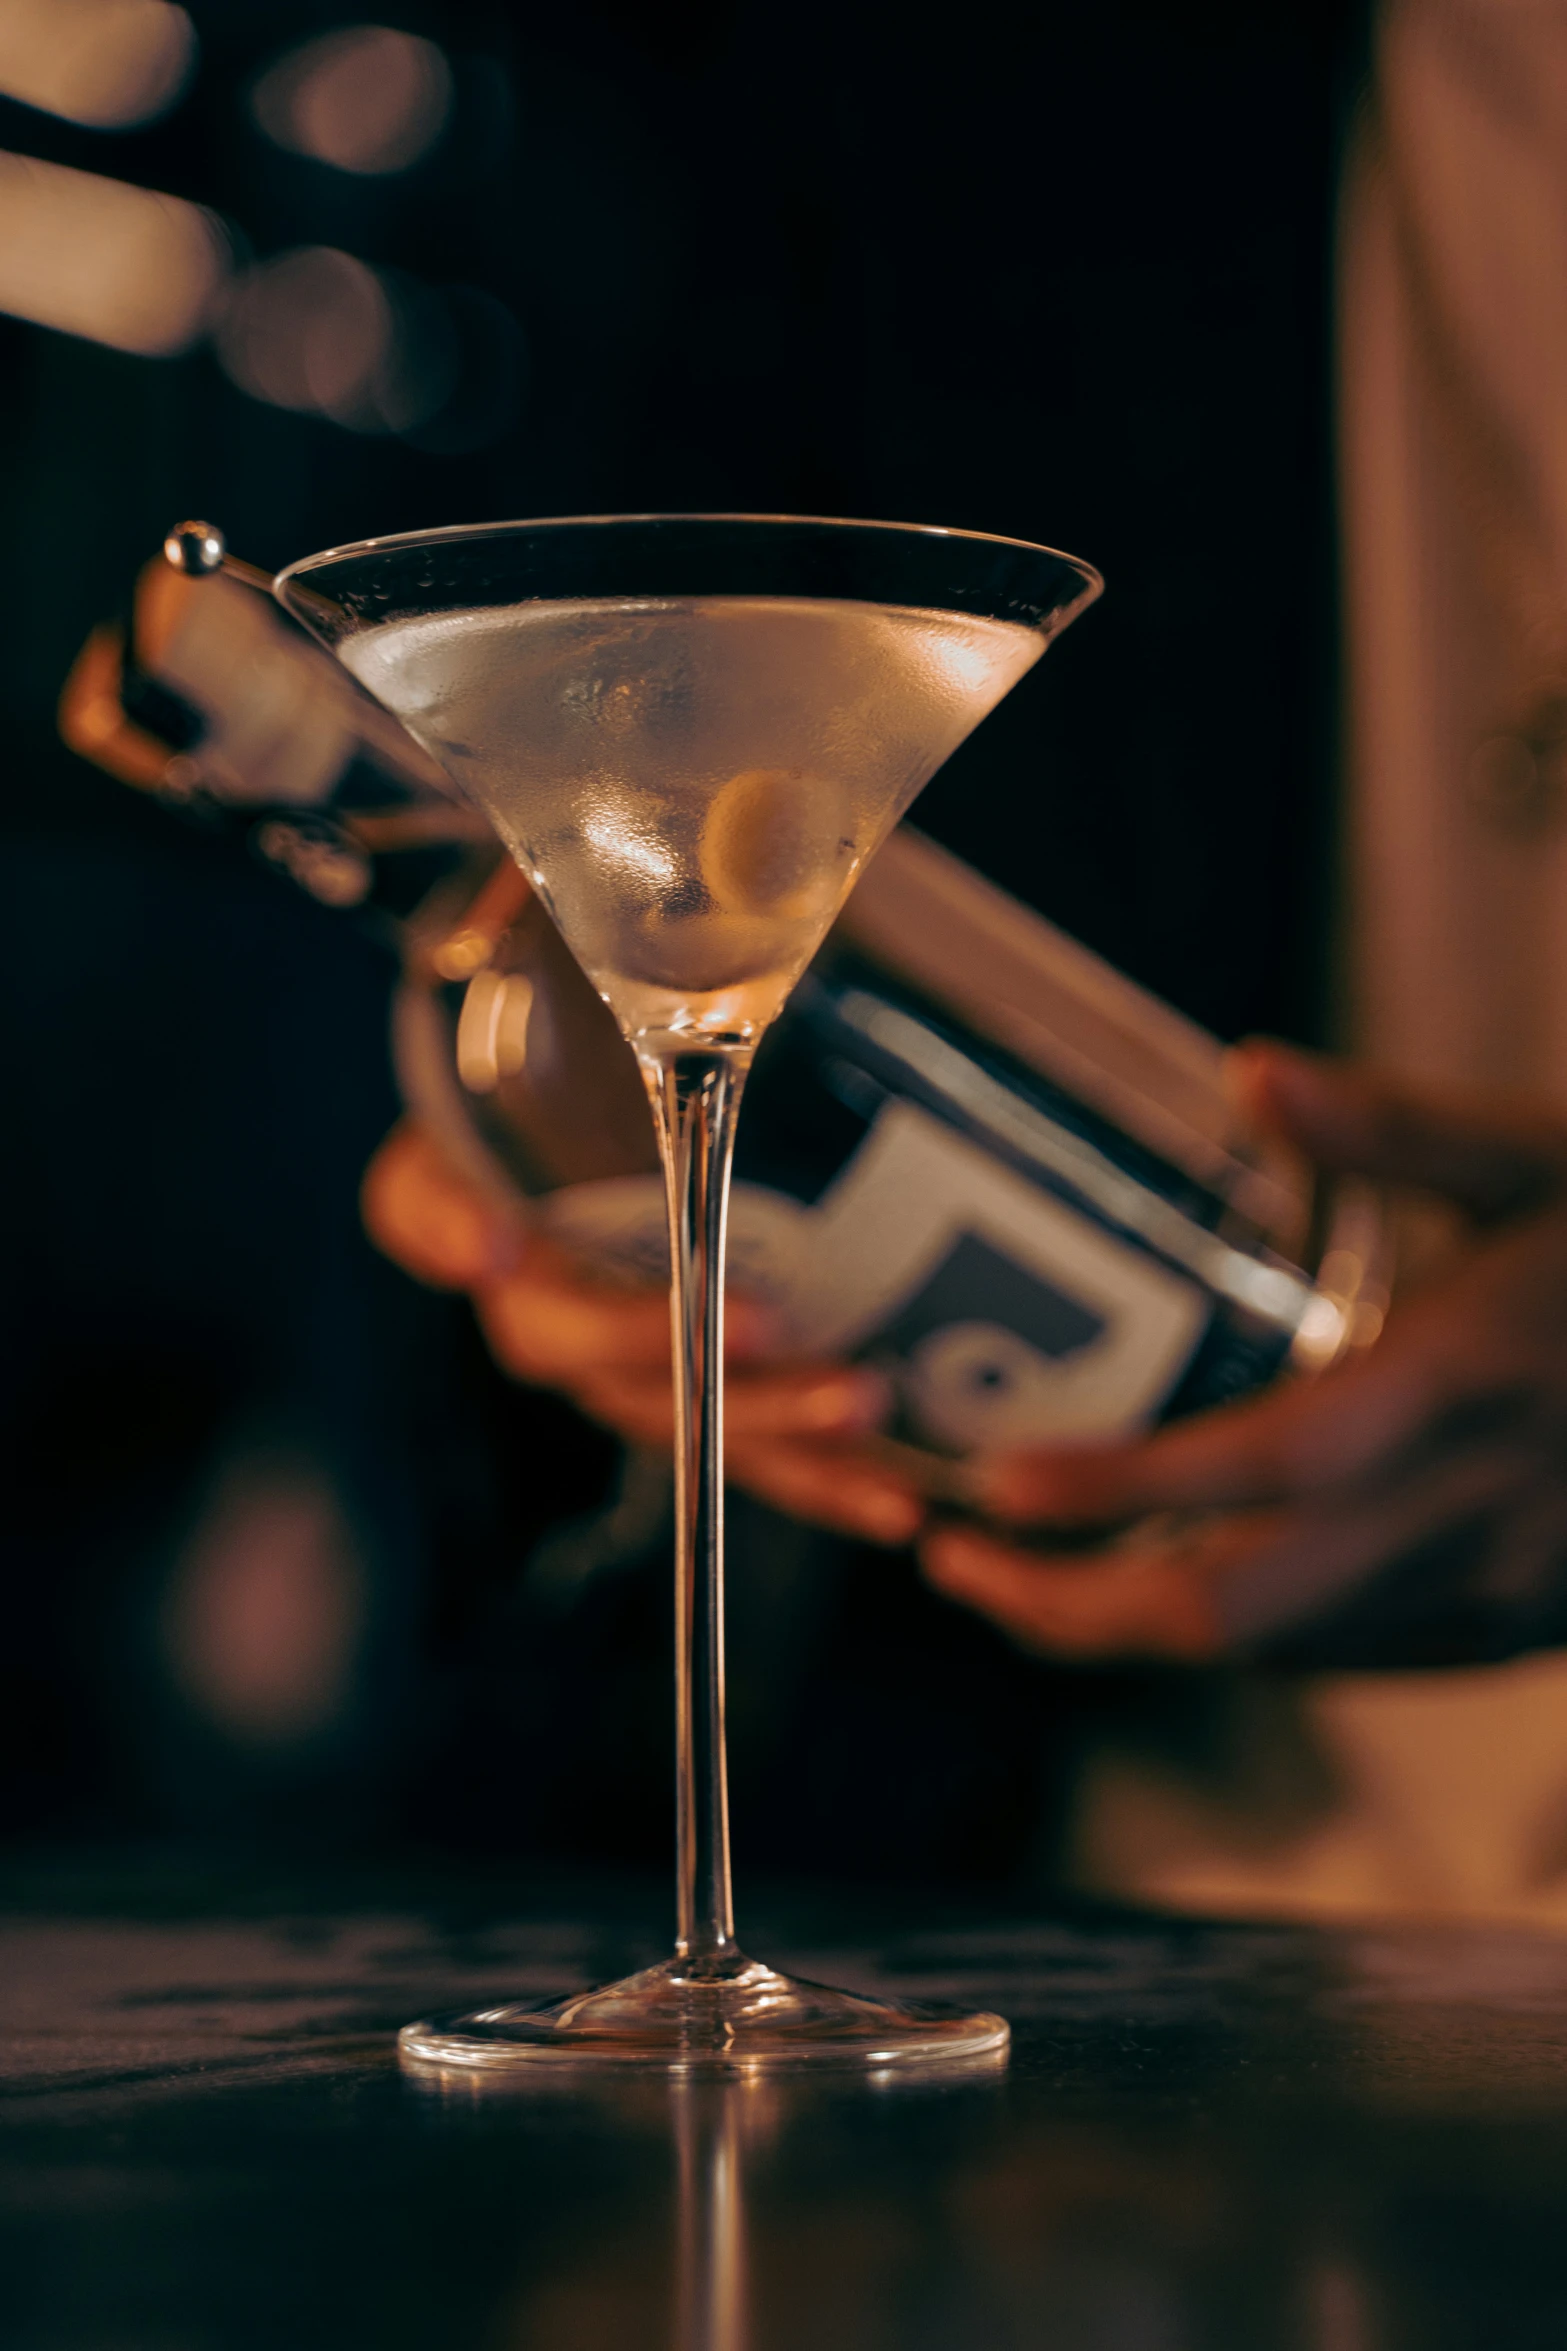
[6,1856,1567,2347]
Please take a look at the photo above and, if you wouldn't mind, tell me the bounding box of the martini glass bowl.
[276,514,1102,2072]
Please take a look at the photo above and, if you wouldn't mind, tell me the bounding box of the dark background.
[0,0,1366,1864]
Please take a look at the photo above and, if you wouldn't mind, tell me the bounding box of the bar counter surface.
[5,1855,1567,2347]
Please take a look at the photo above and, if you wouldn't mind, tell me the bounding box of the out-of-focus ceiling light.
[0,0,194,129]
[250,26,452,176]
[214,245,453,434]
[0,149,224,352]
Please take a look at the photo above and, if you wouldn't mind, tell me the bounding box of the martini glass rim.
[274,508,1104,610]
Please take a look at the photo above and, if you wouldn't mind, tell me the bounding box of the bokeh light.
[249,25,452,177]
[0,149,225,353]
[214,245,453,433]
[213,244,525,446]
[0,0,194,129]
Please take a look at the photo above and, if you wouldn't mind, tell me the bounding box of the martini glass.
[276,515,1101,2071]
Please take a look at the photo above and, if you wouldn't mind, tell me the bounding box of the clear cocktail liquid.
[344,596,1041,1046]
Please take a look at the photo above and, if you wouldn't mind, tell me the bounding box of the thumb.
[1230,1042,1567,1225]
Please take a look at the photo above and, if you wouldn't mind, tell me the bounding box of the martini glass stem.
[643,1045,751,1969]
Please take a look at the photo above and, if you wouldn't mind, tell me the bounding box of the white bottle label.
[542,1099,1207,1450]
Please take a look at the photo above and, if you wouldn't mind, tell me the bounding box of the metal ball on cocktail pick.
[162,520,275,595]
[163,519,224,575]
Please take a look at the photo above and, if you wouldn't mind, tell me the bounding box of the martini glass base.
[398,1953,1008,2076]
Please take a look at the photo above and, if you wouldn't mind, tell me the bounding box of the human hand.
[920,1044,1567,1665]
[362,1121,926,1546]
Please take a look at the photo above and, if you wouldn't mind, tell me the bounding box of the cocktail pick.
[162,519,275,595]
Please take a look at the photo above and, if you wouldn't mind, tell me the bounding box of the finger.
[1231,1042,1567,1223]
[918,1517,1276,1661]
[965,1434,1562,1667]
[973,1306,1462,1525]
[727,1438,926,1546]
[363,1124,791,1394]
[474,1257,674,1383]
[574,1362,893,1448]
[475,1252,784,1384]
[361,1122,521,1288]
[1214,1435,1554,1650]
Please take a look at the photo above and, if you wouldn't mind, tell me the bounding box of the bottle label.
[543,1099,1207,1451]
